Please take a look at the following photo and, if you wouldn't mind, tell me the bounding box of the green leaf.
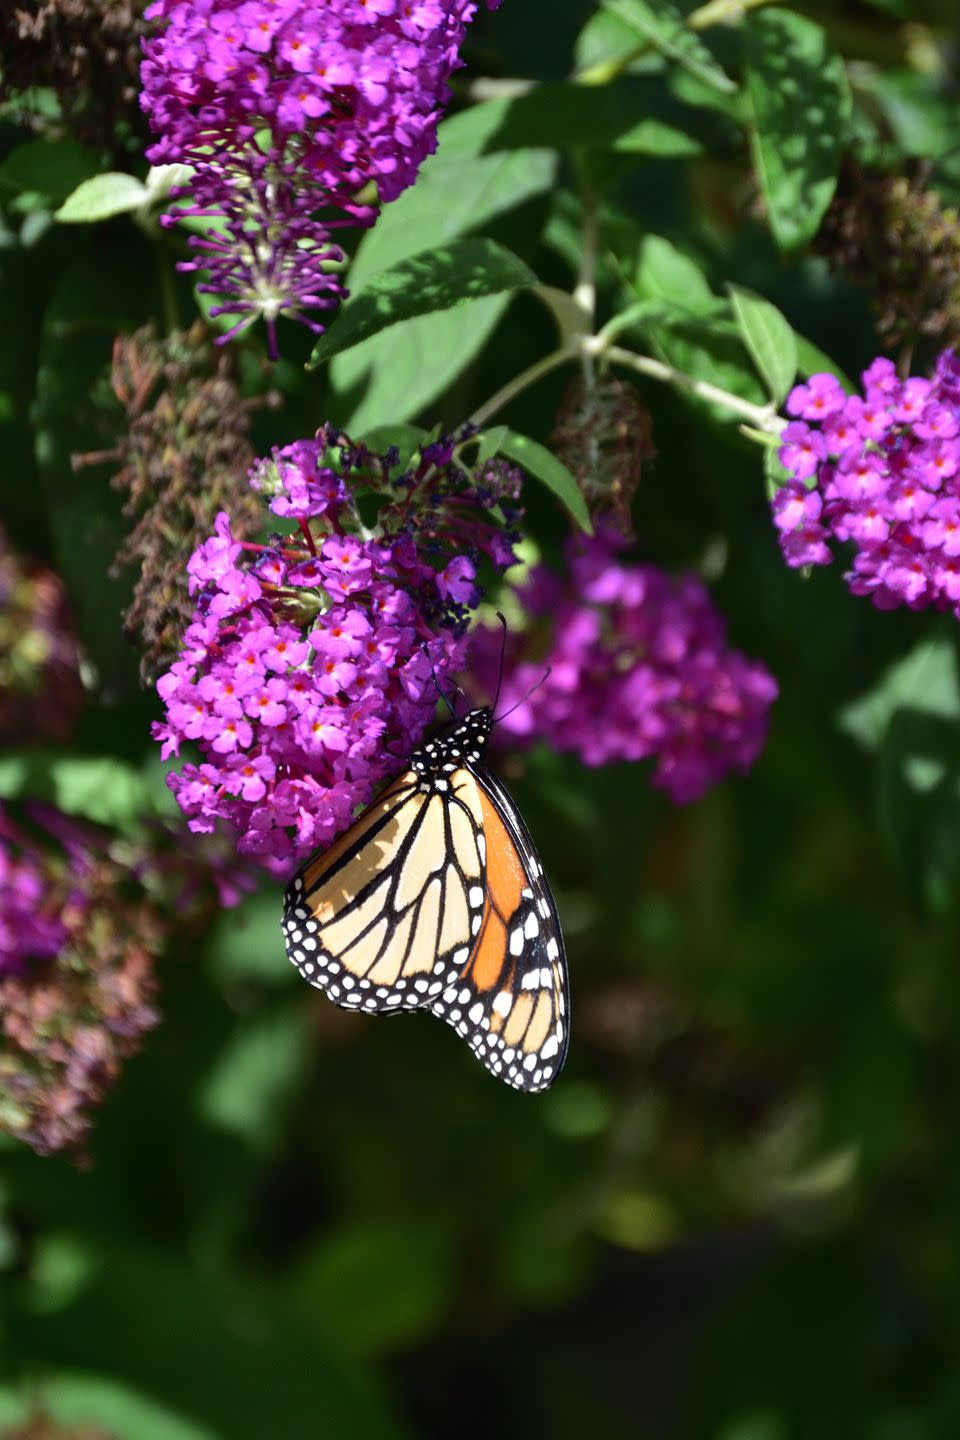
[475,424,510,465]
[0,754,167,830]
[347,145,555,290]
[207,888,294,986]
[634,235,718,312]
[838,642,960,908]
[0,1374,220,1440]
[334,295,512,431]
[308,238,535,370]
[498,430,591,533]
[728,285,798,405]
[613,118,703,156]
[198,1006,310,1152]
[839,638,960,752]
[55,172,149,223]
[297,1220,453,1357]
[0,139,100,202]
[745,8,851,251]
[599,0,737,94]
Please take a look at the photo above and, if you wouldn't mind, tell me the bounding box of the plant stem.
[470,347,576,428]
[573,168,598,391]
[598,342,785,434]
[688,0,772,30]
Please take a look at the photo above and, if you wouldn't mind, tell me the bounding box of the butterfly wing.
[282,767,488,1014]
[431,763,569,1094]
[282,747,569,1094]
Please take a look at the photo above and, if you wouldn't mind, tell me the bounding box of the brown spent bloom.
[0,528,83,746]
[0,1411,116,1440]
[551,375,654,536]
[1,0,147,149]
[75,323,274,684]
[817,159,960,355]
[0,847,162,1159]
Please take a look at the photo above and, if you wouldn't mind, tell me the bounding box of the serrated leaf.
[499,431,591,533]
[728,285,798,405]
[55,172,148,223]
[308,238,535,370]
[600,0,737,94]
[746,8,851,251]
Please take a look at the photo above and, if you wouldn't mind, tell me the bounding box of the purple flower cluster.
[0,820,68,976]
[154,428,521,861]
[468,530,778,804]
[773,351,960,613]
[142,0,498,200]
[141,0,501,351]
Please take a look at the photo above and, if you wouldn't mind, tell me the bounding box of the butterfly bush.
[0,807,161,1156]
[140,0,501,353]
[154,429,523,862]
[772,350,960,613]
[0,526,83,744]
[0,802,255,1155]
[468,529,778,804]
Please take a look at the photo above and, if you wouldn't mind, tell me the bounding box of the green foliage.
[307,238,536,368]
[6,4,960,1440]
[745,9,851,251]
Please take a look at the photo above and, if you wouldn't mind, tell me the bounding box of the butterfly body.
[282,706,569,1092]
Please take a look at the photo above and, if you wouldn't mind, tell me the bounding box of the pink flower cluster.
[154,430,518,861]
[773,351,960,613]
[468,530,778,804]
[142,0,499,202]
[140,0,501,349]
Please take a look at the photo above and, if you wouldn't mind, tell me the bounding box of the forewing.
[429,766,569,1094]
[282,768,487,1013]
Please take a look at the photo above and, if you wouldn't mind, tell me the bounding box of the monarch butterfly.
[281,704,568,1092]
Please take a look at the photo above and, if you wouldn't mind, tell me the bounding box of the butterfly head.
[411,706,492,782]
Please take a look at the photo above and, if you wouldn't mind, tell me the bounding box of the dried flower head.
[0,807,162,1158]
[817,161,960,356]
[0,1412,116,1440]
[0,528,83,745]
[1,0,146,148]
[74,323,272,684]
[551,376,655,534]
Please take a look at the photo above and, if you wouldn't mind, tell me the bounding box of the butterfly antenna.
[493,611,508,716]
[495,665,552,724]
